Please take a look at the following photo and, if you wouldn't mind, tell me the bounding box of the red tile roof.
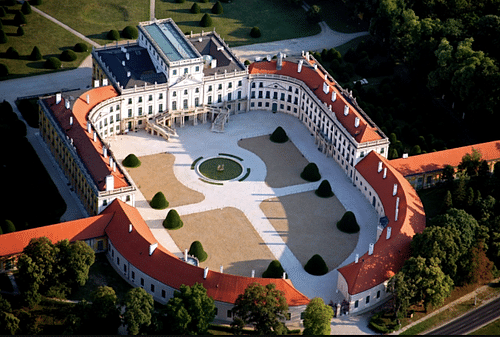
[43,86,129,191]
[337,151,426,295]
[249,59,383,144]
[103,200,310,306]
[390,140,500,177]
[0,215,112,257]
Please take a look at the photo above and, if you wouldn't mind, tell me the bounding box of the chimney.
[378,161,383,173]
[198,37,202,42]
[368,243,374,255]
[355,254,359,263]
[122,61,125,66]
[324,73,328,80]
[103,147,107,158]
[65,99,70,110]
[149,243,158,256]
[331,91,336,102]
[403,153,408,159]
[305,51,309,60]
[220,265,224,273]
[211,59,217,68]
[203,267,209,279]
[87,121,91,133]
[105,175,114,191]
[56,93,62,104]
[86,94,90,104]
[94,80,99,87]
[313,64,318,70]
[129,224,133,232]
[109,156,113,167]
[282,272,286,279]
[277,52,283,70]
[386,227,392,240]
[69,116,73,126]
[323,82,329,94]
[355,117,360,128]
[383,167,387,179]
[395,208,399,222]
[103,78,108,86]
[127,71,131,78]
[93,131,97,142]
[344,105,349,116]
[393,183,398,196]
[184,249,188,261]
[113,161,116,172]
[297,60,303,73]
[126,53,130,60]
[251,270,255,278]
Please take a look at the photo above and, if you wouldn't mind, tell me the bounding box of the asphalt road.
[426,296,500,335]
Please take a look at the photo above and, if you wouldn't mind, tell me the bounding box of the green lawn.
[0,4,90,80]
[155,0,321,47]
[472,317,500,335]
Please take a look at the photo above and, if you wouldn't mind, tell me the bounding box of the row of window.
[354,290,382,309]
[251,82,299,94]
[128,93,163,105]
[207,80,243,92]
[250,91,298,104]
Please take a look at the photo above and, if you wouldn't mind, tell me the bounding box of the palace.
[12,17,498,323]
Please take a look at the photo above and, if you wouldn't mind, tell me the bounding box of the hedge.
[212,1,223,14]
[2,219,16,233]
[150,191,169,209]
[304,254,328,275]
[163,209,183,230]
[60,49,77,61]
[45,57,61,69]
[122,154,141,168]
[30,46,42,61]
[270,126,288,143]
[176,0,186,3]
[336,211,360,234]
[250,27,261,38]
[6,47,19,59]
[74,43,88,52]
[200,0,209,3]
[190,3,201,13]
[315,180,333,198]
[200,13,212,27]
[0,63,8,76]
[107,29,120,40]
[5,0,15,6]
[122,26,138,39]
[262,260,286,278]
[188,240,208,262]
[300,163,321,182]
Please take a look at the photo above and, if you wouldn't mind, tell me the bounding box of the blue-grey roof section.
[144,22,199,62]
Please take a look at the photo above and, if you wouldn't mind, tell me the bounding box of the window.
[377,290,381,299]
[104,118,108,126]
[300,312,305,320]
[172,91,177,97]
[195,87,199,93]
[148,106,153,114]
[159,93,163,99]
[259,82,263,88]
[172,101,177,110]
[280,104,284,109]
[116,257,120,265]
[288,86,292,92]
[286,313,291,320]
[124,264,127,272]
[194,98,199,107]
[251,82,256,88]
[265,102,270,107]
[126,195,131,202]
[138,120,142,125]
[227,310,232,318]
[366,296,370,304]
[250,102,255,107]
[148,95,152,101]
[184,89,188,95]
[228,82,232,88]
[280,93,285,101]
[218,94,222,103]
[208,85,212,92]
[287,95,292,103]
[161,289,166,298]
[183,99,188,109]
[355,300,359,308]
[381,148,385,154]
[97,240,104,251]
[251,91,255,99]
[128,109,132,117]
[218,84,222,90]
[294,97,298,105]
[110,106,113,112]
[183,68,188,74]
[208,96,212,104]
[159,103,163,112]
[138,107,143,116]
[237,91,241,99]
[214,308,218,316]
[238,80,242,87]
[258,102,262,107]
[128,98,132,104]
[266,91,270,99]
[173,69,177,75]
[110,115,114,123]
[228,93,232,101]
[273,92,278,100]
[138,96,142,103]
[360,151,365,157]
[103,199,108,206]
[258,91,263,98]
[195,65,200,72]
[151,284,155,292]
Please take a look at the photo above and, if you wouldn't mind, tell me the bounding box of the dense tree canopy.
[123,287,154,335]
[302,297,334,335]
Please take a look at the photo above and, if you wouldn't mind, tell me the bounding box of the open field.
[0,5,90,80]
[125,152,205,207]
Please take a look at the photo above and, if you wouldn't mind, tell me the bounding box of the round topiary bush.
[212,1,223,14]
[163,209,183,230]
[315,180,333,198]
[190,2,201,13]
[200,13,212,27]
[17,26,24,36]
[2,219,16,233]
[74,42,88,52]
[304,254,328,276]
[6,47,19,59]
[337,211,360,234]
[122,154,141,168]
[301,163,321,182]
[150,191,169,210]
[107,29,120,40]
[0,63,8,76]
[60,49,77,61]
[122,25,138,39]
[188,240,208,262]
[244,59,251,65]
[250,26,261,38]
[30,46,42,61]
[270,126,288,143]
[263,260,287,278]
[0,30,7,44]
[14,11,27,26]
[21,1,32,14]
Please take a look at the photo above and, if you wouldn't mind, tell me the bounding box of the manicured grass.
[37,0,149,45]
[307,0,369,33]
[0,5,90,80]
[155,0,321,47]
[418,184,448,219]
[198,157,242,180]
[472,317,500,335]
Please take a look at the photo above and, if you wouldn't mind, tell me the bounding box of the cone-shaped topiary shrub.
[21,1,31,14]
[60,49,77,61]
[163,209,183,230]
[200,13,212,27]
[0,30,7,44]
[0,63,8,76]
[2,219,16,233]
[263,260,287,278]
[14,11,27,26]
[17,26,24,36]
[270,126,288,143]
[6,47,19,59]
[188,240,208,262]
[107,29,120,40]
[30,46,42,60]
[212,1,223,14]
[0,19,3,29]
[190,2,201,13]
[301,163,321,182]
[150,191,169,209]
[250,26,261,38]
[337,211,360,234]
[122,25,138,39]
[315,180,333,198]
[304,254,328,275]
[122,154,141,168]
[74,43,88,52]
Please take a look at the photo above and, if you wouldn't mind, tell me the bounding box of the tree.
[150,191,169,209]
[31,0,42,5]
[122,26,139,39]
[17,26,24,36]
[18,237,56,297]
[232,282,288,335]
[90,286,121,334]
[315,180,333,198]
[60,49,77,61]
[442,165,455,183]
[263,260,286,278]
[389,148,399,159]
[14,11,27,26]
[200,14,213,27]
[107,29,120,40]
[304,254,328,276]
[188,240,208,262]
[301,163,321,182]
[459,149,482,177]
[30,46,42,61]
[302,297,334,335]
[164,283,216,334]
[387,272,413,318]
[467,243,494,285]
[123,287,154,335]
[6,47,20,59]
[2,219,15,233]
[190,3,201,14]
[443,190,453,211]
[270,126,288,143]
[337,211,360,233]
[56,239,95,288]
[453,177,466,208]
[0,312,20,335]
[163,209,183,229]
[307,5,321,23]
[250,26,261,38]
[212,1,223,14]
[74,43,88,52]
[431,208,479,251]
[21,1,32,14]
